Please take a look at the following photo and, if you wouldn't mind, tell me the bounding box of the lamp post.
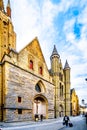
[84,78,87,114]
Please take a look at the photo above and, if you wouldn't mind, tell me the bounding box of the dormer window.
[39,67,42,75]
[29,60,33,69]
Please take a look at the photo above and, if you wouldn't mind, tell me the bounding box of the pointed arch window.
[60,83,62,97]
[35,84,41,92]
[60,84,63,97]
[59,73,63,81]
[39,67,42,75]
[61,85,63,97]
[35,80,46,93]
[29,60,33,69]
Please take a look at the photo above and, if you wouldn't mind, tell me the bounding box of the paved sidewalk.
[0,117,65,130]
[0,116,82,130]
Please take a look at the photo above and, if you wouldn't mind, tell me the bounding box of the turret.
[6,0,11,18]
[64,60,70,70]
[50,45,60,118]
[50,45,60,59]
[50,45,60,74]
[64,60,71,116]
[64,60,70,87]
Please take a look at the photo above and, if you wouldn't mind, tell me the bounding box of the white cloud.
[63,19,79,46]
[57,0,75,12]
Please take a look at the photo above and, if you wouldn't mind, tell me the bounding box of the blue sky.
[4,0,87,104]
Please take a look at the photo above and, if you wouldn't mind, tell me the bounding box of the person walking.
[63,115,70,127]
[40,114,43,121]
[85,113,87,124]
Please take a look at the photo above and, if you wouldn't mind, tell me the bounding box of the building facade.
[0,0,71,122]
[70,88,79,116]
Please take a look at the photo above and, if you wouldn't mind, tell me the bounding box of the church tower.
[0,0,16,121]
[50,46,71,118]
[0,0,16,61]
[50,45,60,118]
[64,60,71,116]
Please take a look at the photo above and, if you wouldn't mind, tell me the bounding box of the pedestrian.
[85,113,87,124]
[35,114,38,121]
[40,114,43,121]
[63,115,70,127]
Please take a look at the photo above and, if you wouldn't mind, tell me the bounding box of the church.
[0,0,71,122]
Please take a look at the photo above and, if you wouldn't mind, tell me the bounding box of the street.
[0,116,87,130]
[61,116,87,130]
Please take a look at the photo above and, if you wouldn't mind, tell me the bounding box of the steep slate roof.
[64,60,70,69]
[50,45,60,59]
[7,0,10,8]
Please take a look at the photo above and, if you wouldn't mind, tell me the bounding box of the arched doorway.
[33,95,48,119]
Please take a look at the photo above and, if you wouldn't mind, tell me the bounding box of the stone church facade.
[0,0,71,122]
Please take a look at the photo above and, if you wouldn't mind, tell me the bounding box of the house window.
[29,60,33,69]
[18,96,21,103]
[18,109,22,114]
[39,67,42,75]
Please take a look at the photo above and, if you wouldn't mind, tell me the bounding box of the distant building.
[80,100,87,115]
[79,105,86,115]
[70,88,79,116]
[0,0,71,122]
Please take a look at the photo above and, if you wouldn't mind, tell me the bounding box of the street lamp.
[82,99,85,105]
[83,78,87,114]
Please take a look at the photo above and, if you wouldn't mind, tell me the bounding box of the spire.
[0,0,4,12]
[7,0,10,7]
[64,60,70,69]
[50,45,60,60]
[6,0,11,18]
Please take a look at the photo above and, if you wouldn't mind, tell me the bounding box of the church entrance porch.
[33,95,48,120]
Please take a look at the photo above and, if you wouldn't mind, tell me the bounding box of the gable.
[18,37,52,82]
[26,37,46,63]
